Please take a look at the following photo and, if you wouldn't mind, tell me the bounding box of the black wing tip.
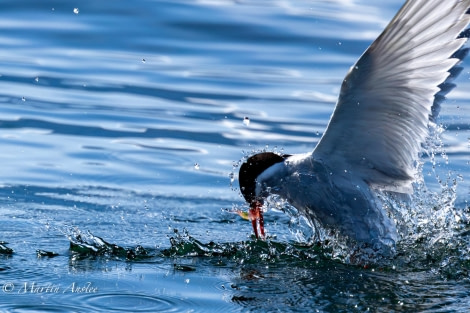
[458,28,470,39]
[451,47,470,61]
[431,18,470,121]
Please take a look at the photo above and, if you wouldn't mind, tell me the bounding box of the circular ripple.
[80,293,180,312]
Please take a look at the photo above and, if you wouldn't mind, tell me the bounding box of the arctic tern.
[238,0,470,254]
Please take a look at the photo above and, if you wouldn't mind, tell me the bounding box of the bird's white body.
[245,0,470,254]
[257,153,398,253]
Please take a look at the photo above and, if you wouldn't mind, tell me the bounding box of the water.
[0,0,469,311]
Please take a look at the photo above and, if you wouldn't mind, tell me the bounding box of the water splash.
[62,227,326,266]
[230,145,285,192]
[63,227,150,261]
[0,241,13,255]
[36,250,59,258]
[162,228,324,264]
[264,196,315,244]
[375,173,470,275]
[243,116,250,126]
[373,121,470,273]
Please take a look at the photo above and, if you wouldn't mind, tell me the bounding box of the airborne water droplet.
[194,163,200,170]
[243,116,250,126]
[73,8,79,14]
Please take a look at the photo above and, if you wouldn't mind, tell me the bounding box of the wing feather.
[313,0,470,192]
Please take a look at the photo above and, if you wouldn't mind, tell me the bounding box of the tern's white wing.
[313,0,470,192]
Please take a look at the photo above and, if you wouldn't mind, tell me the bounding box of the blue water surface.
[0,0,470,312]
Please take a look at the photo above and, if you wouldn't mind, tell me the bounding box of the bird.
[238,0,470,256]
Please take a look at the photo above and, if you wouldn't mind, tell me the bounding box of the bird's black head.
[239,152,289,204]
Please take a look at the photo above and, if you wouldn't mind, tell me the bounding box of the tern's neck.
[255,161,289,198]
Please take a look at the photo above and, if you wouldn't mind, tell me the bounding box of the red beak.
[249,201,265,239]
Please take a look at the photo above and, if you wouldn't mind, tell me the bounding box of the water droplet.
[243,116,250,126]
[21,97,26,102]
[194,163,200,170]
[73,8,79,14]
[35,77,39,82]
[185,279,190,284]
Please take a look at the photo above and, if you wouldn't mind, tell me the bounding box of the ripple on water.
[78,293,180,312]
[0,266,48,283]
[75,290,231,313]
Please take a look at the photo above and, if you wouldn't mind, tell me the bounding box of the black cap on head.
[239,152,288,204]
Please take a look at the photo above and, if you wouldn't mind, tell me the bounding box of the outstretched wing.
[313,0,470,192]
